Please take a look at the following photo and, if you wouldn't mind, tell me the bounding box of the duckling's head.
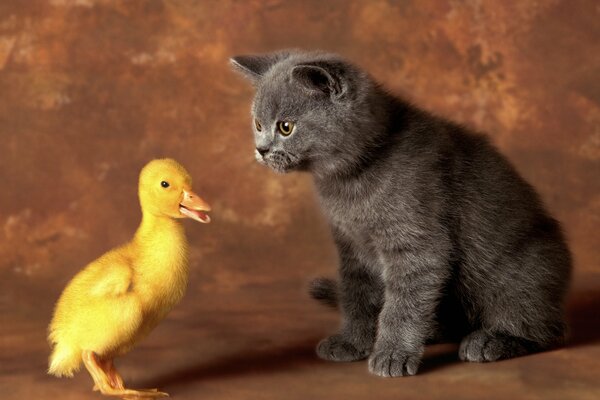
[138,158,211,223]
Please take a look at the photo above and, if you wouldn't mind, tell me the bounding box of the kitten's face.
[251,74,331,173]
[231,52,362,175]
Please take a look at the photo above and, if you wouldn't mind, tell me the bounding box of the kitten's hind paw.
[368,348,421,377]
[316,334,369,362]
[459,330,532,362]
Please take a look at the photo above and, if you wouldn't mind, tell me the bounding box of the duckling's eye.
[254,119,262,132]
[160,181,170,188]
[277,121,294,136]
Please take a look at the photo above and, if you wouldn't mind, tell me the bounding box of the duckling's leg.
[82,350,169,399]
[93,358,124,391]
[102,360,165,399]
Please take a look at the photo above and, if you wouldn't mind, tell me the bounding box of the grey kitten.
[230,50,571,377]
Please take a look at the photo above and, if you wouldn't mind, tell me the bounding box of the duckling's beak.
[179,190,211,223]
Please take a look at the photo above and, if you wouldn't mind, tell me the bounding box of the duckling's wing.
[86,251,134,298]
[90,265,132,297]
[49,250,142,363]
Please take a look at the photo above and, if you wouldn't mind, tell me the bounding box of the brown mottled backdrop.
[0,1,598,399]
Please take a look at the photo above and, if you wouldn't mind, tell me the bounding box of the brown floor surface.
[1,1,599,399]
[2,269,600,399]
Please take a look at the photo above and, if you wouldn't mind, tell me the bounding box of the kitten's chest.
[319,192,373,230]
[317,177,388,231]
[316,177,413,270]
[318,189,384,267]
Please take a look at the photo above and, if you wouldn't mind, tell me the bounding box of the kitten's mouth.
[260,151,301,174]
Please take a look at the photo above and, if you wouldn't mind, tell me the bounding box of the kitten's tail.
[309,277,338,308]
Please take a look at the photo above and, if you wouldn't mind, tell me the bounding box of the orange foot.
[83,350,169,399]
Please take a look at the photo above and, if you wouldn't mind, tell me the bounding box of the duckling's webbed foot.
[106,388,169,399]
[120,388,169,399]
[82,350,169,399]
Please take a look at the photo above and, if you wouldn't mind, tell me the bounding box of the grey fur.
[230,50,572,377]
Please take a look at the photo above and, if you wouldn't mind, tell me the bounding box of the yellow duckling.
[48,158,211,398]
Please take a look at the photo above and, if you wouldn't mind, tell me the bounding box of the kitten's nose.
[256,146,270,157]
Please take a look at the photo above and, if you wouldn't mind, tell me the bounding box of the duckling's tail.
[48,344,82,378]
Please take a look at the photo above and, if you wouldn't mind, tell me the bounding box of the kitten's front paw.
[459,330,530,362]
[316,334,370,362]
[368,347,421,377]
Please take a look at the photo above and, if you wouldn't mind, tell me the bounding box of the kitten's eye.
[161,181,170,188]
[254,119,262,132]
[277,121,295,136]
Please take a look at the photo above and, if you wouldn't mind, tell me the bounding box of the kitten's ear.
[291,64,343,98]
[230,52,290,83]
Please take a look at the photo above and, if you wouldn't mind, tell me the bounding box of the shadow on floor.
[567,288,600,346]
[141,337,322,388]
[142,338,461,389]
[420,344,460,374]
